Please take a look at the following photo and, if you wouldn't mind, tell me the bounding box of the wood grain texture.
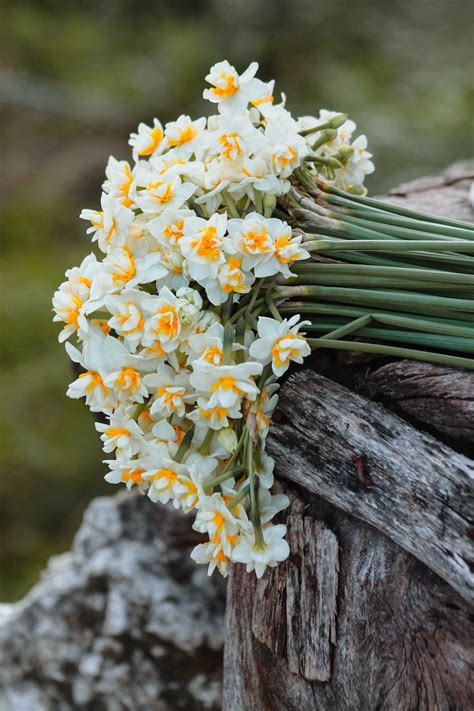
[224,494,474,711]
[267,368,474,603]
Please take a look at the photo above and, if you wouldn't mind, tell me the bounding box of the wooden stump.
[223,163,474,710]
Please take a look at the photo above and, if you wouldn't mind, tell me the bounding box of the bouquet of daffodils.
[53,61,474,579]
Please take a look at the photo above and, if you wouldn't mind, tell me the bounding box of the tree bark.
[223,162,474,710]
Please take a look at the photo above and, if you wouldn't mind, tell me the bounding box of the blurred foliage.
[1,0,473,600]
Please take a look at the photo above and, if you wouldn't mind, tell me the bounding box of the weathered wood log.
[224,163,474,710]
[224,492,474,711]
[267,369,473,602]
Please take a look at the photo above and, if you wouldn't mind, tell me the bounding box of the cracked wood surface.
[224,494,474,711]
[267,368,474,603]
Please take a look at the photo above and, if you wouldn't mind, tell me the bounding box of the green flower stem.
[305,321,474,354]
[223,321,235,364]
[301,239,474,254]
[257,363,273,390]
[253,189,264,214]
[319,315,372,340]
[320,184,474,230]
[333,211,474,243]
[229,297,266,325]
[307,337,474,370]
[132,399,150,420]
[222,295,233,323]
[336,206,474,240]
[294,167,315,192]
[220,428,247,476]
[221,189,240,218]
[87,310,111,320]
[291,262,474,286]
[299,113,347,137]
[320,249,474,274]
[278,302,474,338]
[198,428,215,456]
[274,285,474,318]
[175,424,195,463]
[265,291,283,321]
[227,482,251,511]
[235,317,246,364]
[286,275,474,293]
[203,465,245,493]
[246,436,265,549]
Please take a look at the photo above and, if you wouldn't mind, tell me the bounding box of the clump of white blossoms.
[53,60,375,579]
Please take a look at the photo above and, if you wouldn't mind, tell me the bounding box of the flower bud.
[329,113,348,129]
[217,427,238,453]
[263,193,277,215]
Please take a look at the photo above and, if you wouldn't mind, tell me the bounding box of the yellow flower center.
[139,126,164,156]
[219,132,242,160]
[211,377,240,393]
[155,304,179,338]
[119,163,134,207]
[202,345,223,365]
[121,468,145,484]
[116,367,140,391]
[105,427,129,438]
[168,125,197,147]
[192,225,221,260]
[271,334,300,367]
[212,73,238,98]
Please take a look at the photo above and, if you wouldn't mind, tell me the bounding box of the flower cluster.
[53,60,373,578]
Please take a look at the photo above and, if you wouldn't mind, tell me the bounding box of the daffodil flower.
[249,315,311,376]
[203,60,259,116]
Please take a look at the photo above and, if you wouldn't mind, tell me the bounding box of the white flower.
[164,115,207,158]
[104,456,149,491]
[204,256,254,306]
[228,213,274,271]
[232,524,289,578]
[249,316,311,376]
[142,285,184,353]
[102,156,135,208]
[129,118,164,158]
[174,453,218,512]
[190,361,262,408]
[180,212,230,282]
[96,414,145,457]
[144,364,191,418]
[105,289,148,351]
[188,397,242,430]
[52,289,88,343]
[252,219,310,278]
[203,60,259,115]
[133,168,196,215]
[102,246,168,290]
[65,338,118,414]
[193,492,239,546]
[190,540,232,577]
[80,193,134,253]
[141,443,189,505]
[147,208,194,247]
[264,121,309,178]
[255,384,279,439]
[210,115,266,162]
[335,134,375,191]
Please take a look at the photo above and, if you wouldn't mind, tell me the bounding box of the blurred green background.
[1,0,473,600]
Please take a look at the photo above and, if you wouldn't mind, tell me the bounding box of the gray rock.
[0,492,225,710]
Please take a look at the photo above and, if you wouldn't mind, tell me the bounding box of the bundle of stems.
[268,178,474,369]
